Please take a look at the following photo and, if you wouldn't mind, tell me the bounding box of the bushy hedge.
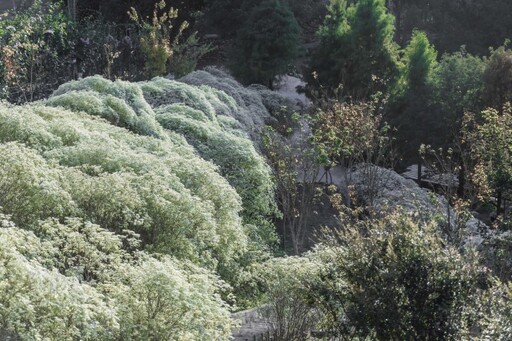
[140,74,278,233]
[0,72,284,338]
[44,71,278,239]
[0,215,233,340]
[47,76,166,139]
[0,101,248,269]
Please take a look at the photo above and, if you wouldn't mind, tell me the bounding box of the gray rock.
[347,164,489,247]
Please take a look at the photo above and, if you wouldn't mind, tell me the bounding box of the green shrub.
[0,0,75,103]
[308,212,484,340]
[0,214,235,340]
[0,102,247,274]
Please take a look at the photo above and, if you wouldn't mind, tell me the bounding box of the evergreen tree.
[434,49,486,130]
[229,0,301,88]
[484,43,512,114]
[203,0,244,38]
[307,0,398,100]
[389,31,439,168]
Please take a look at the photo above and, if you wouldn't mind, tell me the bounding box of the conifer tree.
[389,31,439,171]
[307,0,398,100]
[229,0,301,89]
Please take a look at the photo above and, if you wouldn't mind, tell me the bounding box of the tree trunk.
[497,190,503,216]
[457,159,465,198]
[396,1,403,45]
[67,0,77,21]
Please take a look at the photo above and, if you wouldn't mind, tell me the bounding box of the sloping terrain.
[0,69,287,340]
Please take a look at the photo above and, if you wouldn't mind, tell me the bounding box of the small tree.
[310,99,393,207]
[230,0,301,88]
[263,117,320,255]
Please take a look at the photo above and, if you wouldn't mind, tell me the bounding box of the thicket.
[0,0,212,103]
[229,0,301,89]
[257,211,512,340]
[0,69,285,338]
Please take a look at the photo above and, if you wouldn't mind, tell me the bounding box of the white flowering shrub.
[106,257,234,340]
[0,102,246,272]
[180,67,274,139]
[140,77,220,121]
[0,217,118,340]
[155,103,276,230]
[44,73,278,240]
[0,142,75,227]
[0,71,287,338]
[138,72,278,241]
[47,76,166,139]
[254,256,321,340]
[0,214,234,340]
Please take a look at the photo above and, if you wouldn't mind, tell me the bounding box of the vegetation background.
[1,0,512,340]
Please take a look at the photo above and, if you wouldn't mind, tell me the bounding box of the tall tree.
[306,0,398,100]
[229,0,301,88]
[434,49,486,131]
[484,44,512,114]
[388,31,439,171]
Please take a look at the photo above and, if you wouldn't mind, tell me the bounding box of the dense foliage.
[255,210,512,340]
[307,0,398,99]
[229,0,301,88]
[0,0,75,102]
[0,0,212,103]
[0,214,233,340]
[0,70,282,338]
[5,0,512,339]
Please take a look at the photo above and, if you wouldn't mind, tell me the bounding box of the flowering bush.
[0,214,234,340]
[0,101,246,272]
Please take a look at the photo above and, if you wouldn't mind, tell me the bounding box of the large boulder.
[347,164,488,246]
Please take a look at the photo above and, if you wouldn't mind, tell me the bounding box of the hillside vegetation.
[0,69,281,339]
[4,1,512,340]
